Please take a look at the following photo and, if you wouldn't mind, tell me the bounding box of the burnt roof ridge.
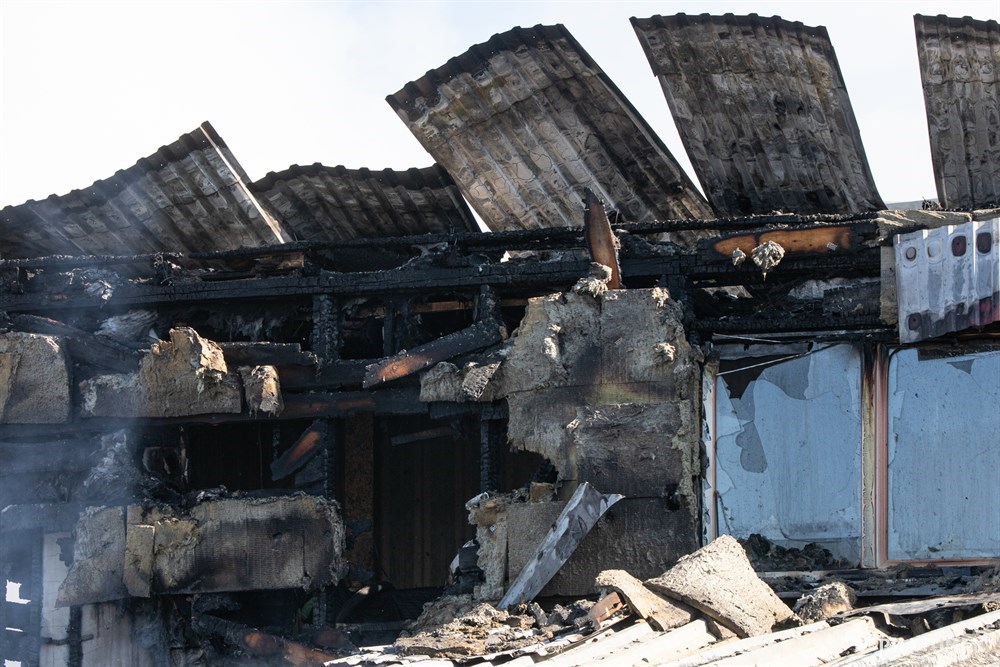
[251,164,451,192]
[387,23,592,122]
[0,121,231,212]
[631,12,829,38]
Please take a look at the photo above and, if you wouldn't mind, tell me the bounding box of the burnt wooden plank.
[707,225,859,260]
[217,342,317,367]
[270,421,327,480]
[10,314,142,371]
[362,319,505,388]
[279,359,369,390]
[584,189,623,288]
[193,614,341,667]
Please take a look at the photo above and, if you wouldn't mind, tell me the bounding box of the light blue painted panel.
[887,347,1000,560]
[712,344,862,561]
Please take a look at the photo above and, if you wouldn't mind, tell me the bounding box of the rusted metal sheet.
[915,15,1000,210]
[387,25,712,233]
[587,592,625,629]
[251,163,480,241]
[894,218,999,342]
[632,13,884,216]
[0,122,289,258]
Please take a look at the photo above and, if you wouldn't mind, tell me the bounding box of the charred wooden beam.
[0,222,886,313]
[193,614,341,667]
[217,342,317,367]
[710,225,861,264]
[310,294,340,363]
[0,213,881,271]
[279,359,369,390]
[389,425,455,446]
[362,319,505,389]
[697,313,887,335]
[584,189,622,289]
[10,314,142,372]
[271,421,327,480]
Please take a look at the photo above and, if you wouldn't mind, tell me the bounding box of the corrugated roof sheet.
[894,216,999,342]
[251,164,480,242]
[915,14,1000,210]
[387,24,712,233]
[0,122,289,259]
[631,13,885,217]
[325,607,1000,666]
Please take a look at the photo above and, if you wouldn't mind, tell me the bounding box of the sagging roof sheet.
[251,164,480,242]
[632,13,885,217]
[915,14,1000,210]
[387,24,712,232]
[0,123,289,259]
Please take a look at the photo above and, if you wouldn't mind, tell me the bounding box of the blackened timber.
[584,189,623,289]
[0,213,883,271]
[217,342,318,367]
[697,313,886,334]
[279,359,369,390]
[310,294,339,362]
[14,388,427,432]
[192,614,341,667]
[10,314,142,371]
[271,421,327,480]
[0,234,883,313]
[362,319,506,388]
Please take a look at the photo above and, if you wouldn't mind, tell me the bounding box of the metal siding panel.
[632,13,885,216]
[894,217,1000,342]
[915,15,1000,210]
[387,24,712,233]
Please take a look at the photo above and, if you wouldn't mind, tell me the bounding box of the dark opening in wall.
[373,414,479,590]
[186,421,311,492]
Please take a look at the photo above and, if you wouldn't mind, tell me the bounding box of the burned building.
[1,12,999,667]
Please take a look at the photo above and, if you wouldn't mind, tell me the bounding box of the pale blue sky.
[1,1,996,207]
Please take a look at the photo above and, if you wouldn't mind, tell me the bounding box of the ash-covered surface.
[395,595,592,659]
[742,533,852,571]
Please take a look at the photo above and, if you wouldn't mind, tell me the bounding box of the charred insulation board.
[387,24,712,231]
[251,163,480,241]
[894,218,999,343]
[632,13,884,216]
[58,496,345,605]
[0,122,288,259]
[915,15,1000,210]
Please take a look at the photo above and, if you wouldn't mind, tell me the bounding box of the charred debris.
[2,11,1000,667]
